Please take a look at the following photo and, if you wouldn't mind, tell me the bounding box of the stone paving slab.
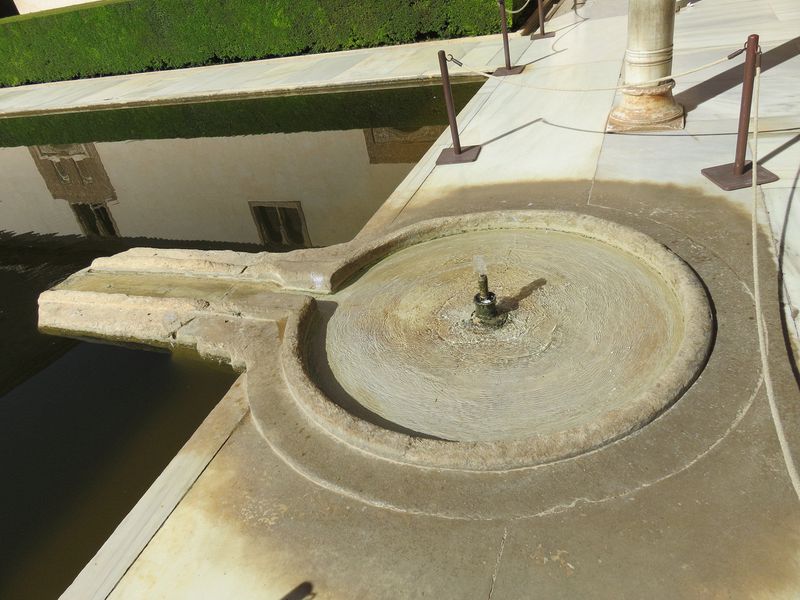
[31,0,800,596]
[359,0,800,338]
[0,34,532,118]
[359,4,629,233]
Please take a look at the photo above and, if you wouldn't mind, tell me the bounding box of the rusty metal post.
[734,34,760,175]
[494,0,525,76]
[701,34,779,190]
[440,50,461,155]
[500,0,512,70]
[436,50,481,165]
[531,0,555,40]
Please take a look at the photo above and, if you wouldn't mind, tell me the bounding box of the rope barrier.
[748,59,800,502]
[440,21,800,500]
[446,44,745,92]
[505,0,533,14]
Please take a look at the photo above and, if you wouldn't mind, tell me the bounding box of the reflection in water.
[1,82,481,250]
[0,206,237,600]
[363,125,444,164]
[19,130,415,248]
[0,344,236,600]
[14,126,444,248]
[30,143,120,238]
[0,82,481,598]
[250,201,311,251]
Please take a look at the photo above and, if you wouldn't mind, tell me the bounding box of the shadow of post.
[776,160,800,388]
[675,36,800,113]
[280,581,316,600]
[497,278,547,312]
[760,133,800,166]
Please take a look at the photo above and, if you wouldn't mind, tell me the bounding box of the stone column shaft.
[625,0,676,84]
[607,0,685,132]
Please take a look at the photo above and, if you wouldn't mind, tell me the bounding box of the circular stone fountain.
[299,211,712,469]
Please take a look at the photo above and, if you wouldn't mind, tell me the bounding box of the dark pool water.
[0,344,236,600]
[0,82,480,251]
[0,81,480,599]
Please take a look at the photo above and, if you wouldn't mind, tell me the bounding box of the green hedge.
[0,0,512,87]
[0,81,483,147]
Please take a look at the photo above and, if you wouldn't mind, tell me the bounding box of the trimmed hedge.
[0,0,511,87]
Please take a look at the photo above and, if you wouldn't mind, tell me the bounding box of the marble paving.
[25,0,800,597]
[361,0,800,345]
[0,34,532,117]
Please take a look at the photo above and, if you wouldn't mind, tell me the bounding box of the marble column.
[607,0,685,132]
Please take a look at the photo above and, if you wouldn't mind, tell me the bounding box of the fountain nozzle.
[473,274,507,328]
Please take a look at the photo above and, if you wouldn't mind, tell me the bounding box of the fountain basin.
[290,211,713,469]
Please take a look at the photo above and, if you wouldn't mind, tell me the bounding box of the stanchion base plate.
[531,31,556,40]
[701,161,779,191]
[493,65,525,77]
[436,145,481,165]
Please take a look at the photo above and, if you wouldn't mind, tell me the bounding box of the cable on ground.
[446,24,800,500]
[749,57,800,502]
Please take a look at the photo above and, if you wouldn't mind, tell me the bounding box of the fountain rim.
[275,209,714,471]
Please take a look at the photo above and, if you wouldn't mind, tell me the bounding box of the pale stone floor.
[0,34,530,117]
[22,0,800,597]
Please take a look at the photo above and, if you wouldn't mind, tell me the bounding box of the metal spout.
[472,274,507,328]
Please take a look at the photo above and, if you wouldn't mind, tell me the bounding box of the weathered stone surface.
[30,0,800,593]
[90,247,263,278]
[284,211,712,470]
[320,224,708,444]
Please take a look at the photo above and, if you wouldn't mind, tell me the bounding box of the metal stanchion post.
[436,50,481,165]
[531,0,555,40]
[701,34,779,191]
[494,0,525,76]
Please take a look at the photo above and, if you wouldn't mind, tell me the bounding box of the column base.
[607,80,685,133]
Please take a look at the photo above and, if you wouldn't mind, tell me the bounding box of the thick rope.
[506,0,533,14]
[445,27,800,498]
[749,62,800,501]
[447,47,741,93]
